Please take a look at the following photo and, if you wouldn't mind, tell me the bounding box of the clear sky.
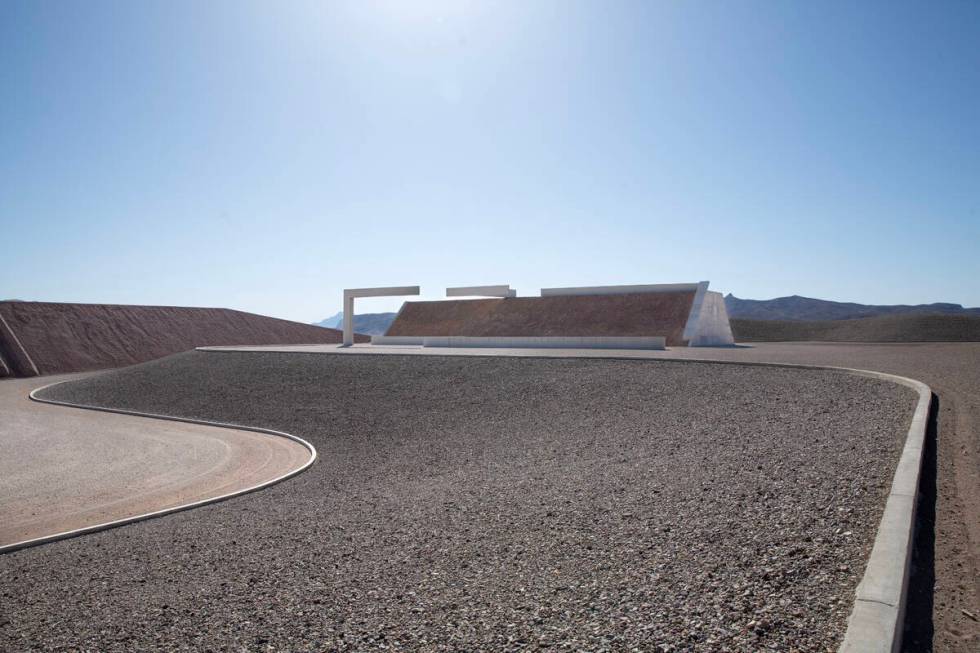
[2,1,978,321]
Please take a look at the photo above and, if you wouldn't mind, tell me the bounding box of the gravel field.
[1,351,915,651]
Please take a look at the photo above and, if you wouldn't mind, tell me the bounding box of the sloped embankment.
[0,301,365,377]
[387,291,697,346]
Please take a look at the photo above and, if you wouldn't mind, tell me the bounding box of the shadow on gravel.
[901,392,939,652]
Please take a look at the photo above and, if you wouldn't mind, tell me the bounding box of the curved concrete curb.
[654,361,929,652]
[0,380,317,555]
[637,360,930,652]
[836,371,931,653]
[195,346,932,651]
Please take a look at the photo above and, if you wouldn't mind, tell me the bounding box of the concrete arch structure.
[342,286,420,346]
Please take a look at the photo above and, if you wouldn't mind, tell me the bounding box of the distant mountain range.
[314,311,398,336]
[725,294,980,321]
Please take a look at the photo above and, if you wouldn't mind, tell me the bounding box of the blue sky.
[2,1,978,321]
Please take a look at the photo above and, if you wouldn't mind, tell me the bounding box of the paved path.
[0,373,312,550]
[202,341,980,651]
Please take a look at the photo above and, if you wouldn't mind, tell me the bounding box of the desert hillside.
[0,301,367,377]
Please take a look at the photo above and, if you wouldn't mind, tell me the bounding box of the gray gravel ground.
[1,351,915,651]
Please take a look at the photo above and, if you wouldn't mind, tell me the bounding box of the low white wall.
[421,336,666,350]
[371,335,425,346]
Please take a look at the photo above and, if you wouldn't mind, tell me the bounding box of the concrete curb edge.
[835,370,931,653]
[0,380,318,555]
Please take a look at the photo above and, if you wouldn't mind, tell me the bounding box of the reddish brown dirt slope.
[0,301,367,377]
[386,291,696,346]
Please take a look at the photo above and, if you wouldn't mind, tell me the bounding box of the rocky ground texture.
[1,351,915,651]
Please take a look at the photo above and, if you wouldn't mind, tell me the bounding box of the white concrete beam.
[540,283,700,297]
[344,286,421,300]
[342,286,420,346]
[446,285,515,298]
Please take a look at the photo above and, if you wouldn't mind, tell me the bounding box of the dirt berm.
[0,301,366,377]
[387,291,697,346]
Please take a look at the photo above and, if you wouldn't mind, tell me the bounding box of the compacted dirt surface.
[0,374,311,550]
[0,351,915,651]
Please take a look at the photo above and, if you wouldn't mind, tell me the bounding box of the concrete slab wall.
[688,291,736,346]
[681,281,711,341]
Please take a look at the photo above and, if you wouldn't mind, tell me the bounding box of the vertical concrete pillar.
[342,293,355,347]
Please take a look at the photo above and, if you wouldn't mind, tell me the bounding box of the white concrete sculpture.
[342,286,420,346]
[446,285,516,298]
[686,290,735,346]
[681,281,711,342]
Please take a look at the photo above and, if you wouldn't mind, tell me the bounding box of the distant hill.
[725,294,980,321]
[731,314,980,343]
[314,312,397,336]
[316,312,344,328]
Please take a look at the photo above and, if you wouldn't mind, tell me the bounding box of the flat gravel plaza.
[2,351,915,651]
